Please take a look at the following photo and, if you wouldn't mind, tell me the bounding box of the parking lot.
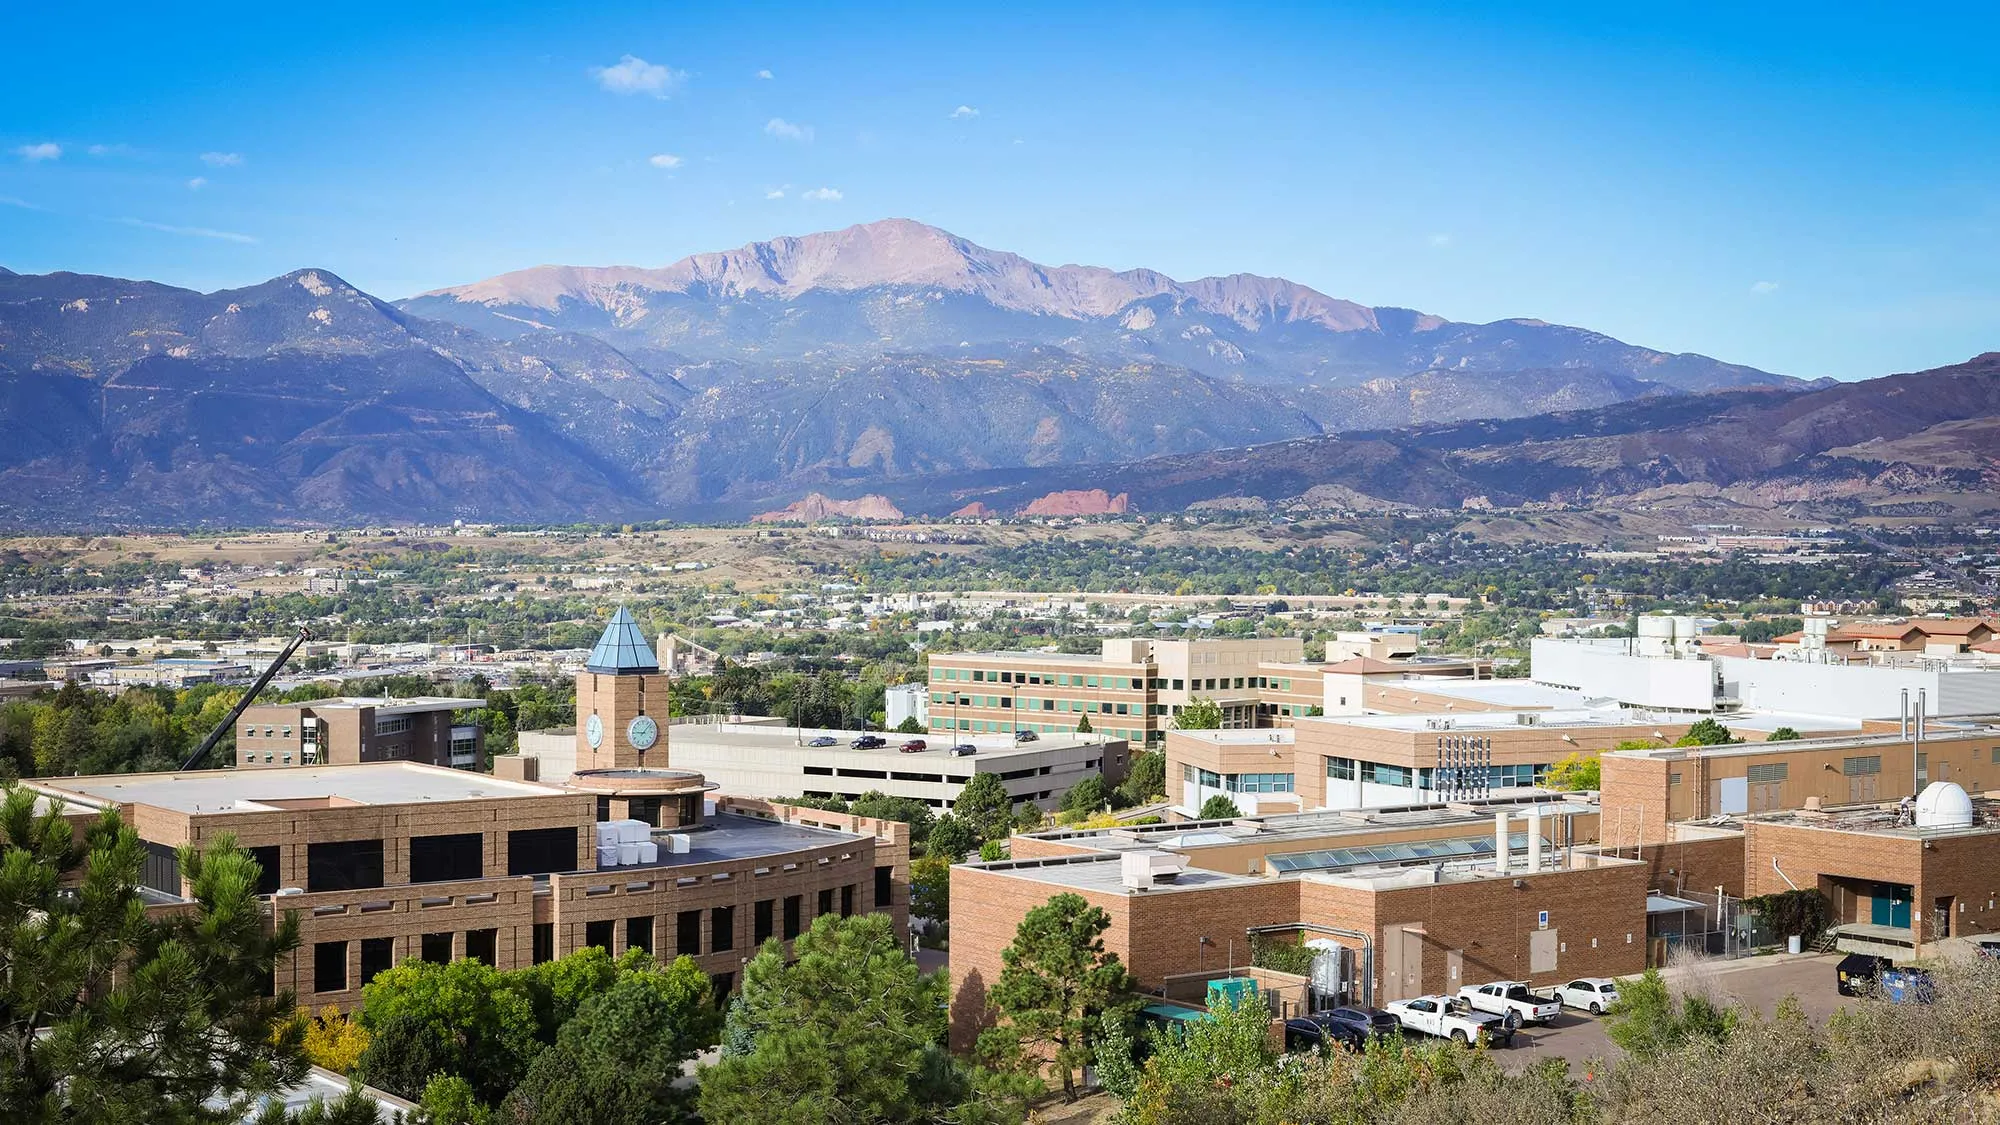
[1492,953,1847,1071]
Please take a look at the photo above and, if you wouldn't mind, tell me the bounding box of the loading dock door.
[1870,884,1912,929]
[1380,924,1424,1002]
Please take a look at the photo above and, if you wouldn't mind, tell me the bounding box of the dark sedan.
[1282,1007,1400,1052]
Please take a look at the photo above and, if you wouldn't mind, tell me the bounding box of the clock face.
[628,715,659,751]
[584,714,604,749]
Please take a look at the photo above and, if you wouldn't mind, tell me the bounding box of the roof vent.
[1915,782,1975,829]
[1120,850,1188,890]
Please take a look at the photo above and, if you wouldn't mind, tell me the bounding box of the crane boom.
[179,625,314,771]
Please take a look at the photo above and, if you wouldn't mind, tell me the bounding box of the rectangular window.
[306,839,384,892]
[875,864,893,909]
[373,715,412,736]
[421,932,453,964]
[360,937,394,986]
[314,941,348,994]
[783,895,803,940]
[818,888,834,917]
[840,884,855,918]
[1746,763,1789,783]
[677,909,703,955]
[532,922,555,965]
[754,900,774,944]
[627,915,654,956]
[142,841,182,897]
[1843,755,1882,776]
[409,833,483,884]
[586,919,614,952]
[710,972,734,1005]
[710,906,735,952]
[1361,762,1415,788]
[508,827,577,876]
[465,928,497,967]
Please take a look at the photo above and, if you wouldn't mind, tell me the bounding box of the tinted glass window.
[247,845,281,895]
[306,839,384,892]
[508,827,578,876]
[409,833,483,884]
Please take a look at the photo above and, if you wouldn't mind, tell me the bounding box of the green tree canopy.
[1603,968,1735,1060]
[1767,726,1802,742]
[1545,751,1601,791]
[1118,750,1166,806]
[354,958,540,1106]
[1170,698,1223,730]
[698,914,1030,1124]
[1058,775,1109,814]
[979,892,1134,1101]
[1197,794,1242,820]
[849,790,937,846]
[500,956,718,1125]
[0,787,309,1124]
[928,814,978,862]
[895,715,924,734]
[1676,718,1737,747]
[910,852,952,922]
[953,772,1015,843]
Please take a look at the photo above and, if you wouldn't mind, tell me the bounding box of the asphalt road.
[1494,953,1846,1072]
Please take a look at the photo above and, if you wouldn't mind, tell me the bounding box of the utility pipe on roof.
[1244,922,1376,1008]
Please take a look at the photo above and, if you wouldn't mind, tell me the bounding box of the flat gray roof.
[634,811,867,869]
[265,696,481,714]
[1394,680,1592,709]
[669,722,1116,760]
[38,762,567,815]
[967,853,1264,895]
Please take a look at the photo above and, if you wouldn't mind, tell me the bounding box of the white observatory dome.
[1915,781,1975,829]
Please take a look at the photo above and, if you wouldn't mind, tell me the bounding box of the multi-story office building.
[926,637,1306,746]
[236,696,486,770]
[34,607,912,1011]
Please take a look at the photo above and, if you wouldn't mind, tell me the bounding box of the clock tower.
[575,606,666,772]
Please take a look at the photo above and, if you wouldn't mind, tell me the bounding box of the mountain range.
[0,219,1988,529]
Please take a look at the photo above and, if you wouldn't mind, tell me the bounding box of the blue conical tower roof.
[585,606,660,674]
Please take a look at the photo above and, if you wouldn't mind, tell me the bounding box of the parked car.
[899,739,928,753]
[1312,1006,1402,1043]
[1836,953,1892,997]
[948,744,977,756]
[1283,1016,1361,1053]
[1014,729,1039,743]
[807,735,837,747]
[1384,996,1516,1047]
[1554,978,1621,1015]
[1974,936,2000,961]
[851,734,887,749]
[1458,981,1562,1025]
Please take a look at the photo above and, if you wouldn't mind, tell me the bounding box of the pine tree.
[0,785,309,1123]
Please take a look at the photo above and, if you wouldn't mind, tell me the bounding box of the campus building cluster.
[943,622,2000,1044]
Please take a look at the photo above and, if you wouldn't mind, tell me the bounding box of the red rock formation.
[950,501,998,518]
[752,493,905,522]
[1020,489,1130,517]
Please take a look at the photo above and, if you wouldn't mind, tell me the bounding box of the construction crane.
[179,625,315,771]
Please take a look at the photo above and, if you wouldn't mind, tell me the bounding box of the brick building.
[236,696,485,770]
[31,609,913,1010]
[950,798,1644,1045]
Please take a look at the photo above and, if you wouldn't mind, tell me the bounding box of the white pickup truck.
[1383,995,1516,1047]
[1457,981,1563,1025]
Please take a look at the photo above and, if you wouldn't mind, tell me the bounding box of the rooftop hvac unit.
[1517,713,1539,725]
[666,834,692,855]
[1120,850,1188,890]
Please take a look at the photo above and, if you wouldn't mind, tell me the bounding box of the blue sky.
[4,1,1996,380]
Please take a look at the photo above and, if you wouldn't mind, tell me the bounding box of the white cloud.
[200,151,244,167]
[765,187,787,199]
[1427,233,1452,248]
[187,177,208,190]
[648,153,683,169]
[0,195,47,211]
[1751,280,1780,294]
[86,143,134,157]
[15,143,61,162]
[950,105,980,119]
[756,68,774,80]
[119,217,257,243]
[592,54,684,98]
[764,117,813,142]
[802,187,842,201]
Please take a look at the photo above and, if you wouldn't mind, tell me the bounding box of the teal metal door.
[1871,884,1912,928]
